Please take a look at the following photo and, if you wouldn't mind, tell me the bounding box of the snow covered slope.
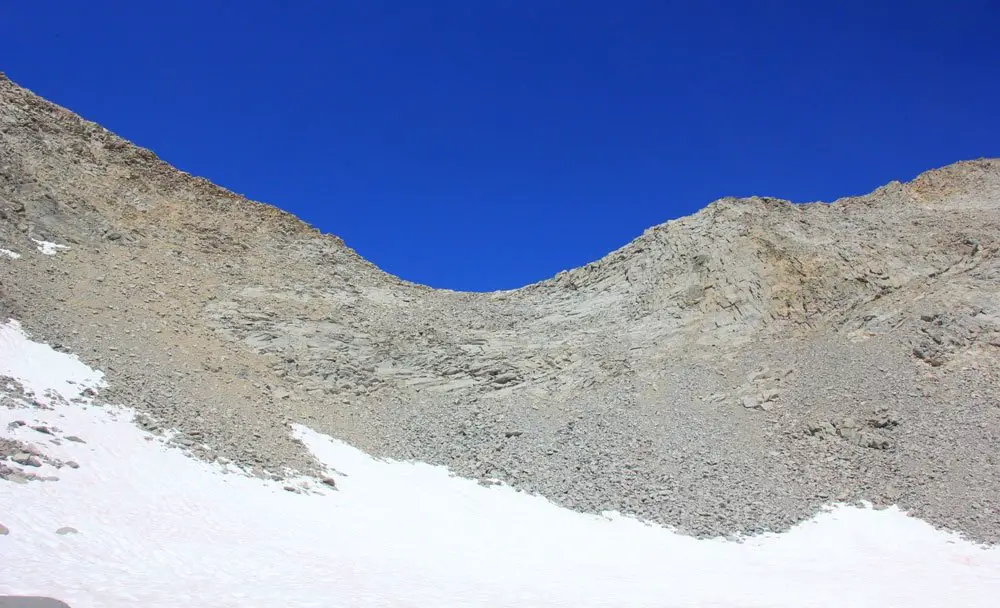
[1,320,998,608]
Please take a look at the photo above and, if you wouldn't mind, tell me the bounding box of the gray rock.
[0,598,72,608]
[11,453,42,467]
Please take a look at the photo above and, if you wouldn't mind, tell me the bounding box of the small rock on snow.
[11,453,42,467]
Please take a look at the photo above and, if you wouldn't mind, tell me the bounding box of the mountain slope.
[4,319,998,608]
[2,73,999,541]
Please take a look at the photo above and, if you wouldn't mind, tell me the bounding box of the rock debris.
[1,73,999,542]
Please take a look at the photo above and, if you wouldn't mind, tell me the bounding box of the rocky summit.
[1,73,998,542]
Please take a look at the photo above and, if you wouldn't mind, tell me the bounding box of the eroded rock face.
[1,72,999,542]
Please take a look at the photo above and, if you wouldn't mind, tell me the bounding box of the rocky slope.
[2,72,999,542]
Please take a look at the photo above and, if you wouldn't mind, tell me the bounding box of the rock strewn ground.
[2,73,999,541]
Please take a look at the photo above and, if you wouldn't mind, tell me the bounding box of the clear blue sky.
[3,1,997,291]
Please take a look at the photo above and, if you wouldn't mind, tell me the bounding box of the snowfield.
[1,320,999,608]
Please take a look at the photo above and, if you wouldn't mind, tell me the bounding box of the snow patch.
[31,239,70,255]
[1,248,21,259]
[0,320,106,404]
[1,320,999,608]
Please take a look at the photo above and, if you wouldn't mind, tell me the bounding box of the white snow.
[1,319,999,608]
[0,248,21,259]
[0,320,105,403]
[31,239,70,255]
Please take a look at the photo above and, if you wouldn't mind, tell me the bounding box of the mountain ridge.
[3,71,995,294]
[2,73,999,543]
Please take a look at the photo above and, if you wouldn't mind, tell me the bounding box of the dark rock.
[493,372,519,385]
[869,412,899,429]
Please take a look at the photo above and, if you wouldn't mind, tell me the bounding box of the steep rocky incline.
[2,73,999,542]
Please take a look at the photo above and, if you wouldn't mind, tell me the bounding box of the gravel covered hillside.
[2,72,999,542]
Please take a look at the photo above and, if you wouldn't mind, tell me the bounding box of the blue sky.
[3,2,997,291]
